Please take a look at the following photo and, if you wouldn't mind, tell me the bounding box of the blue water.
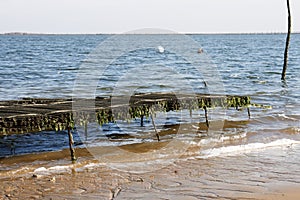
[0,35,105,99]
[0,33,300,157]
[0,34,299,99]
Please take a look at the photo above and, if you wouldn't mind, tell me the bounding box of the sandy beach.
[1,139,300,200]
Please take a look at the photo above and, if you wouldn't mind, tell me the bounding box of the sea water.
[0,33,300,160]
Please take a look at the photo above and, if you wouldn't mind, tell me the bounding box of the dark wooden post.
[84,120,88,141]
[247,107,251,119]
[151,114,160,141]
[281,0,292,80]
[140,115,144,127]
[68,127,77,161]
[204,107,209,128]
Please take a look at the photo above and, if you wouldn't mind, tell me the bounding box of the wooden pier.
[0,93,251,160]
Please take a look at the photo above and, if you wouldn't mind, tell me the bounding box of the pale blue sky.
[0,0,299,34]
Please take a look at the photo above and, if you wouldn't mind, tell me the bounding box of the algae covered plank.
[0,93,251,136]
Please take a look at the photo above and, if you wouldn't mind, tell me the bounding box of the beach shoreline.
[1,142,300,200]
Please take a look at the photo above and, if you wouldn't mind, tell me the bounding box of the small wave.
[185,130,248,146]
[0,166,33,178]
[198,139,300,159]
[277,114,300,121]
[33,166,71,176]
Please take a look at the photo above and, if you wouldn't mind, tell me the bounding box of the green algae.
[0,94,256,135]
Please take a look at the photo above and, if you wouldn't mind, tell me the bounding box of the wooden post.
[281,0,292,80]
[140,115,144,127]
[84,120,88,141]
[247,107,251,119]
[204,107,209,128]
[10,142,15,155]
[151,114,160,141]
[68,127,76,161]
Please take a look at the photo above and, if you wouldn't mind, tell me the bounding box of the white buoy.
[198,48,204,54]
[157,46,165,53]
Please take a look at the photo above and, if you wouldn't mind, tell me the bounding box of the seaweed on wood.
[0,93,252,135]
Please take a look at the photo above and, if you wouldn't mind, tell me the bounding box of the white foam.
[209,132,247,143]
[80,162,103,170]
[33,165,72,176]
[186,131,248,146]
[34,167,47,172]
[32,161,109,176]
[199,139,300,159]
[277,114,298,121]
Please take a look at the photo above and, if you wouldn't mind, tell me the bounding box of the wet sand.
[1,141,300,200]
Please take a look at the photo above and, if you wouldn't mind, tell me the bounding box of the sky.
[0,0,299,34]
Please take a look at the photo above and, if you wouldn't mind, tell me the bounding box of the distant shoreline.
[1,32,300,36]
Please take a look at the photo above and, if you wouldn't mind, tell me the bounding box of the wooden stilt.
[247,107,251,119]
[84,120,88,141]
[68,127,77,161]
[140,115,144,127]
[204,107,209,128]
[151,114,160,141]
[10,142,15,155]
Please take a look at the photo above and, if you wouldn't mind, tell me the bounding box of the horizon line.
[1,31,300,35]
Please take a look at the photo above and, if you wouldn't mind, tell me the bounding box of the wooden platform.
[0,93,251,160]
[0,93,251,136]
